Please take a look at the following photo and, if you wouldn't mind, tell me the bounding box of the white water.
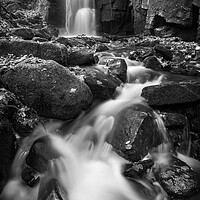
[0,58,167,200]
[65,0,96,35]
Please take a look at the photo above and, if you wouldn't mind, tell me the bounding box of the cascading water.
[65,0,96,35]
[0,56,168,200]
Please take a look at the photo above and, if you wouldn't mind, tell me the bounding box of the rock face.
[95,0,134,35]
[0,39,68,66]
[45,0,66,28]
[0,59,93,120]
[147,0,200,42]
[131,0,149,35]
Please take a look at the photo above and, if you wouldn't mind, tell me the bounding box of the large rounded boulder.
[0,58,93,120]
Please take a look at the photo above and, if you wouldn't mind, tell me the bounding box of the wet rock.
[26,136,59,173]
[190,139,200,161]
[70,66,122,99]
[12,18,32,27]
[128,47,154,62]
[10,27,35,40]
[1,58,93,120]
[191,117,200,132]
[34,25,59,40]
[39,42,68,65]
[166,128,186,149]
[0,115,16,193]
[0,88,40,137]
[106,58,127,82]
[154,45,173,61]
[159,112,187,128]
[143,56,162,71]
[32,37,49,42]
[135,40,158,48]
[95,43,109,52]
[68,50,98,67]
[153,155,200,198]
[170,62,200,76]
[0,88,21,118]
[55,37,76,47]
[141,82,200,106]
[12,106,40,137]
[123,159,154,178]
[0,39,68,66]
[38,178,65,200]
[21,166,40,187]
[111,104,162,162]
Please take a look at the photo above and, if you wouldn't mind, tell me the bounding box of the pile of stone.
[0,2,200,200]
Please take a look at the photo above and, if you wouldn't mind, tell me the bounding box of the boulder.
[154,45,173,61]
[68,50,98,66]
[106,58,127,82]
[110,104,162,162]
[95,43,109,52]
[55,37,77,47]
[10,28,35,40]
[1,58,93,120]
[21,166,40,187]
[153,155,200,198]
[0,39,68,66]
[170,62,200,76]
[12,106,40,137]
[34,25,59,40]
[70,66,122,99]
[0,88,40,137]
[32,37,49,42]
[159,112,187,128]
[143,56,162,71]
[26,136,60,172]
[123,159,154,178]
[141,82,200,106]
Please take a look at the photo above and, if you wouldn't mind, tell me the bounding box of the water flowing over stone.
[65,0,96,35]
[0,60,167,200]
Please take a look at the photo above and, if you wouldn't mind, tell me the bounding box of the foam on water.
[0,58,168,200]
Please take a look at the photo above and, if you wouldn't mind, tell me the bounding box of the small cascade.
[65,0,96,35]
[0,59,167,200]
[2,51,199,200]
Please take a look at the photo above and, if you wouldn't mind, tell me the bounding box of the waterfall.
[65,0,96,35]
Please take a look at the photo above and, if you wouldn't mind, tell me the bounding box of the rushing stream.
[0,54,170,200]
[1,39,200,200]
